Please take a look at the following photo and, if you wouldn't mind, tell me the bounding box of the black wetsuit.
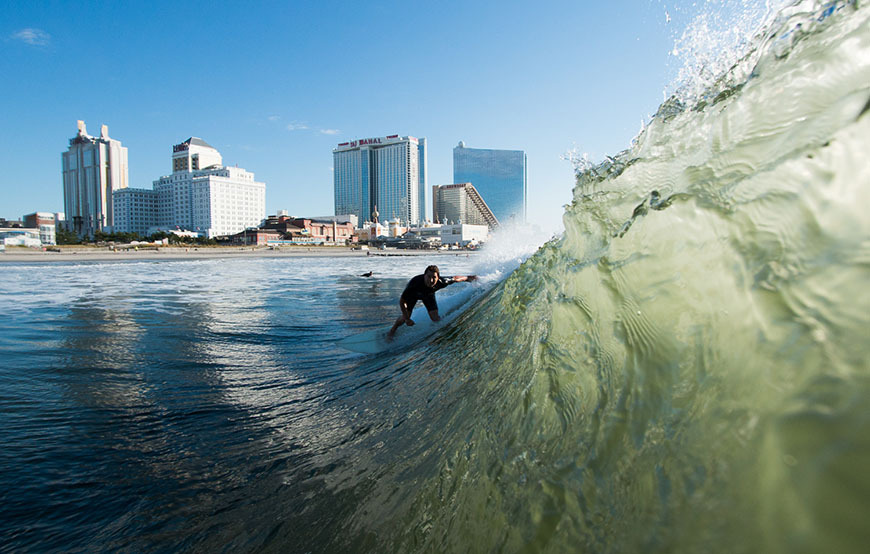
[400,274,456,312]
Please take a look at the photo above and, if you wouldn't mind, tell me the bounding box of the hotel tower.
[151,138,266,237]
[333,135,428,226]
[453,141,527,224]
[62,120,128,237]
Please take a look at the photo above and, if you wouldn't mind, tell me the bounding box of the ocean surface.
[3,0,870,552]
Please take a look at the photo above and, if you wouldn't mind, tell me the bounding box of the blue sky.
[2,1,713,232]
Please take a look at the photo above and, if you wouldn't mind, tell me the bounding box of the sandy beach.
[0,245,471,263]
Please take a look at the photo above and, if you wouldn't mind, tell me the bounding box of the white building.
[439,223,489,246]
[357,218,409,242]
[408,223,444,247]
[334,135,428,227]
[0,228,42,247]
[62,121,128,237]
[152,138,266,237]
[113,188,158,236]
[309,214,359,228]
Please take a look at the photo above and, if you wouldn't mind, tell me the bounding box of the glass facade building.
[453,142,527,224]
[334,135,427,226]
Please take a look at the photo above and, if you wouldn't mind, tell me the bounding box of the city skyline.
[2,1,725,234]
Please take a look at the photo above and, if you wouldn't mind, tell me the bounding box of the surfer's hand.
[467,275,478,282]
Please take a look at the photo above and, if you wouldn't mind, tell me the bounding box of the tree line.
[56,228,218,246]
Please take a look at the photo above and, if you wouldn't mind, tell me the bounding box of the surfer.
[387,265,477,340]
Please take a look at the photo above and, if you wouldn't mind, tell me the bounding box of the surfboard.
[337,281,487,354]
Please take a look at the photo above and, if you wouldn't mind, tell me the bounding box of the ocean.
[2,0,870,551]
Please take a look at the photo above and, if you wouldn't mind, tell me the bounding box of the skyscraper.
[62,120,128,237]
[453,142,527,224]
[333,135,428,226]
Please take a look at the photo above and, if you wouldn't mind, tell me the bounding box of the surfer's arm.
[447,275,477,283]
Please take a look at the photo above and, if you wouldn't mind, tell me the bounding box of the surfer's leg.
[401,298,416,326]
[387,316,404,339]
[388,298,415,339]
[423,296,440,321]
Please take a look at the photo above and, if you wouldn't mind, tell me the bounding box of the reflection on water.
[0,255,482,551]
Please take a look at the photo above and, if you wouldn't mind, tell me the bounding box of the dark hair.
[425,265,440,276]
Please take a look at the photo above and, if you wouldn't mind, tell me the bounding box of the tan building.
[432,182,499,229]
[62,121,128,237]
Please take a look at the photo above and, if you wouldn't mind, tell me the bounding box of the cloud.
[286,122,309,131]
[11,28,51,46]
[268,115,281,122]
[319,128,341,135]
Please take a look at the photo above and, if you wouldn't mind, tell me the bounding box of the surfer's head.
[424,265,440,288]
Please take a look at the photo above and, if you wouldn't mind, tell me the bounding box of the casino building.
[432,183,499,229]
[333,135,428,226]
[453,141,527,224]
[112,137,266,238]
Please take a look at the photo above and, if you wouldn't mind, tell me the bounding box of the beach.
[0,245,469,263]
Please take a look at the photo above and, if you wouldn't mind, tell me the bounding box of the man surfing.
[387,265,477,340]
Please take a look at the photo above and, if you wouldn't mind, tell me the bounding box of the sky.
[1,0,716,234]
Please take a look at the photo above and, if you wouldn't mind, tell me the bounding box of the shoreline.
[0,246,472,263]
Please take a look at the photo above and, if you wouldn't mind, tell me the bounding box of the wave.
[323,2,870,552]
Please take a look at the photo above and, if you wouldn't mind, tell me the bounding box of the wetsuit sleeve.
[433,277,455,292]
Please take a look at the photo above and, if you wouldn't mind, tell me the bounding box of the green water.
[333,2,870,551]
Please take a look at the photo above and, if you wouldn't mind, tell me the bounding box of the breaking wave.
[331,2,870,551]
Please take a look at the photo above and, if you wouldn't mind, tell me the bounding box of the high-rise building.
[417,138,428,223]
[432,183,499,229]
[112,188,158,236]
[62,120,129,237]
[333,135,428,226]
[152,137,266,237]
[453,141,527,224]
